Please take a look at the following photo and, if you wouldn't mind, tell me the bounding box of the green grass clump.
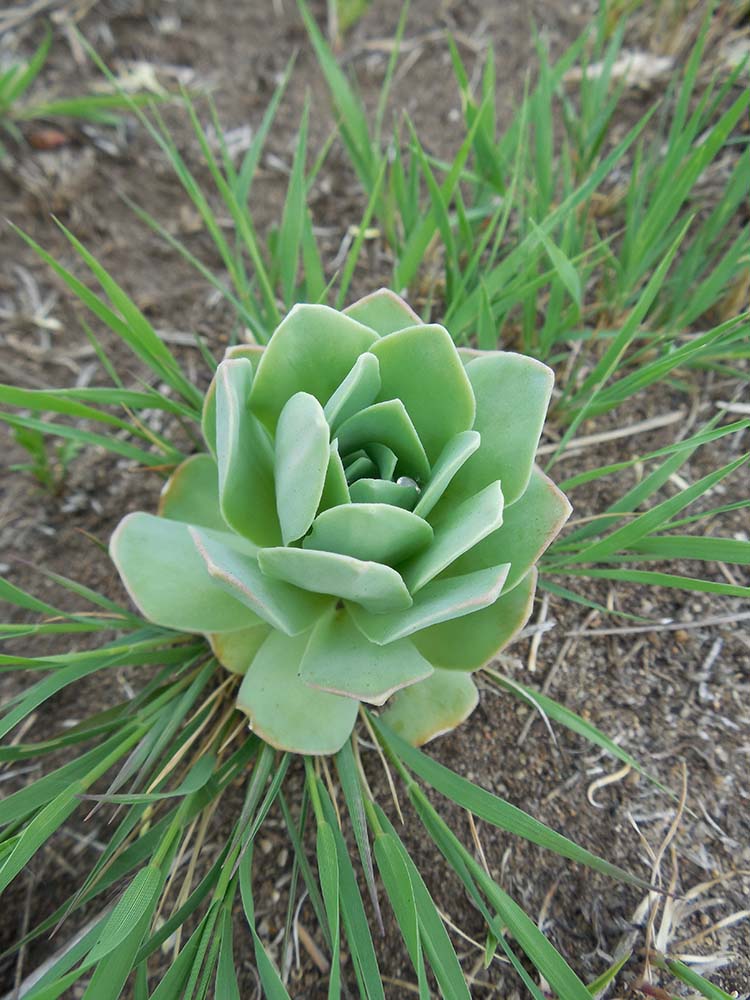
[0,3,747,997]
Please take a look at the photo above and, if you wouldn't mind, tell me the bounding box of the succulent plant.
[110,290,571,754]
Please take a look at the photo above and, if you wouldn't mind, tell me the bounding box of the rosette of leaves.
[111,290,571,754]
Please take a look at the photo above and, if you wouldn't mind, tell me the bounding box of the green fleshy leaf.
[158,454,225,531]
[300,607,433,705]
[202,344,265,455]
[215,359,281,545]
[441,353,554,508]
[304,504,433,566]
[371,324,476,463]
[413,568,537,670]
[402,480,504,593]
[368,443,398,480]
[380,670,479,745]
[336,399,430,484]
[237,630,358,754]
[250,304,377,429]
[208,623,272,675]
[344,288,422,335]
[348,478,419,509]
[349,563,510,644]
[324,352,381,429]
[109,513,261,633]
[413,431,480,519]
[318,441,350,512]
[192,529,331,634]
[258,546,413,613]
[449,467,571,591]
[345,455,378,482]
[274,392,330,544]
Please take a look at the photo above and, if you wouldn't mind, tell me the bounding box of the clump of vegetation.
[0,2,747,997]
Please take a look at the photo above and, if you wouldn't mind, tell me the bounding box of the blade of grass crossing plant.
[318,784,385,1000]
[239,849,293,999]
[149,920,207,1000]
[586,951,630,995]
[302,208,328,303]
[529,219,582,308]
[373,833,430,999]
[562,455,747,566]
[317,819,342,999]
[336,153,388,308]
[373,809,471,1000]
[54,221,202,407]
[626,535,750,564]
[84,865,162,966]
[663,958,736,1000]
[0,577,63,616]
[297,0,374,190]
[279,99,309,307]
[371,717,646,887]
[562,567,750,599]
[483,669,673,798]
[411,787,593,1000]
[335,740,382,929]
[278,792,331,950]
[550,220,692,461]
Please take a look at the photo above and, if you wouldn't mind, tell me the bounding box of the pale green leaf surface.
[369,442,398,480]
[300,607,433,704]
[202,344,265,454]
[344,288,422,335]
[350,563,510,644]
[319,441,351,511]
[110,513,259,633]
[371,324,476,463]
[250,304,377,428]
[450,467,571,591]
[215,359,280,545]
[413,568,537,670]
[192,529,330,634]
[258,546,412,614]
[158,454,225,532]
[274,392,330,544]
[348,478,419,509]
[324,352,381,429]
[304,503,433,565]
[208,623,272,675]
[441,353,553,508]
[413,431,481,518]
[237,630,358,754]
[403,480,504,592]
[380,669,479,745]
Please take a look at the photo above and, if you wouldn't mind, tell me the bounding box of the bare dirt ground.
[1,1,749,997]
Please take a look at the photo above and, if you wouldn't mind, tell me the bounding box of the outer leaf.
[450,467,571,591]
[413,431,481,518]
[344,288,422,335]
[274,392,330,544]
[300,607,433,704]
[413,568,537,670]
[250,304,377,428]
[349,563,510,644]
[202,344,265,454]
[207,623,272,675]
[441,353,553,508]
[304,504,433,565]
[192,529,330,635]
[371,324,476,463]
[215,358,281,545]
[158,454,226,532]
[402,481,504,592]
[110,514,260,633]
[380,669,479,745]
[336,399,431,483]
[237,631,358,754]
[324,352,381,429]
[258,546,412,614]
